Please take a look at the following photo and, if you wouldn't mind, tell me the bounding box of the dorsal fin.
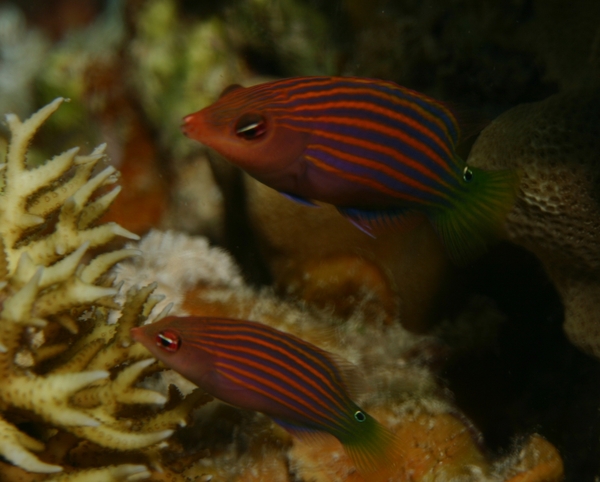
[327,351,367,400]
[219,84,244,98]
[441,100,491,144]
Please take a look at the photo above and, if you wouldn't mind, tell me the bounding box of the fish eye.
[219,83,243,98]
[463,166,474,182]
[235,113,267,140]
[354,410,366,423]
[156,330,181,352]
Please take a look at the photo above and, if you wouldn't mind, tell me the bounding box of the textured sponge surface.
[470,92,600,271]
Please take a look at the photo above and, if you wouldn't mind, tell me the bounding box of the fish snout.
[180,115,193,138]
[181,113,204,140]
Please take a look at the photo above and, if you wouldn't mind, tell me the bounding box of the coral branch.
[1,267,44,325]
[0,417,62,473]
[0,99,204,477]
[46,464,151,481]
[1,371,109,427]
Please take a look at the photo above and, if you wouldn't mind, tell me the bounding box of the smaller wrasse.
[131,316,402,477]
[182,76,520,263]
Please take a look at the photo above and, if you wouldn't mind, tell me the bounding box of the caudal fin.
[431,167,520,264]
[342,416,404,480]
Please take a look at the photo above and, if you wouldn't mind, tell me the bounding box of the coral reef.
[467,90,600,358]
[0,98,203,479]
[113,229,564,482]
[6,0,600,478]
[0,93,568,481]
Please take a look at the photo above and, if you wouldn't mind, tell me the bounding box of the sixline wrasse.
[131,316,402,477]
[182,76,519,263]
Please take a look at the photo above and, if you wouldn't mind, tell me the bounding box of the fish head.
[130,316,213,386]
[182,82,310,177]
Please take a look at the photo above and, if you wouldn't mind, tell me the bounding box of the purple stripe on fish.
[307,118,456,179]
[271,77,459,139]
[273,89,458,150]
[193,320,356,434]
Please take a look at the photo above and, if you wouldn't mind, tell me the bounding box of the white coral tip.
[118,464,152,481]
[0,419,62,473]
[29,318,48,327]
[42,371,110,427]
[152,429,174,442]
[40,241,90,288]
[53,370,109,396]
[153,302,174,323]
[62,412,102,428]
[126,467,152,481]
[10,452,62,474]
[134,358,156,370]
[149,393,168,405]
[74,143,107,165]
[19,213,45,229]
[115,359,168,405]
[1,267,42,324]
[14,252,37,286]
[5,112,19,125]
[79,248,141,284]
[46,464,151,481]
[111,223,141,241]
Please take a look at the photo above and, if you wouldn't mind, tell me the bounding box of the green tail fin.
[342,414,403,479]
[431,167,520,264]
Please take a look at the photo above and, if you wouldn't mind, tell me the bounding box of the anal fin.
[280,192,320,207]
[337,206,424,237]
[272,417,330,444]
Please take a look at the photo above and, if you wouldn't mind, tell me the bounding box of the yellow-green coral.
[0,98,202,479]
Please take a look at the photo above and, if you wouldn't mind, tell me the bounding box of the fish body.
[131,316,399,475]
[182,76,519,263]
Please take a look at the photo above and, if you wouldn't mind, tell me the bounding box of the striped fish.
[131,316,400,476]
[182,76,519,263]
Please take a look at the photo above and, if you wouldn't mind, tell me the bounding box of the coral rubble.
[0,98,202,479]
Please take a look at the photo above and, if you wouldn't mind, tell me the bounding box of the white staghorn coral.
[1,98,136,271]
[0,98,204,479]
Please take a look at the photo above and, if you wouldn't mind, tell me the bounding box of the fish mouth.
[180,115,194,138]
[181,112,208,139]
